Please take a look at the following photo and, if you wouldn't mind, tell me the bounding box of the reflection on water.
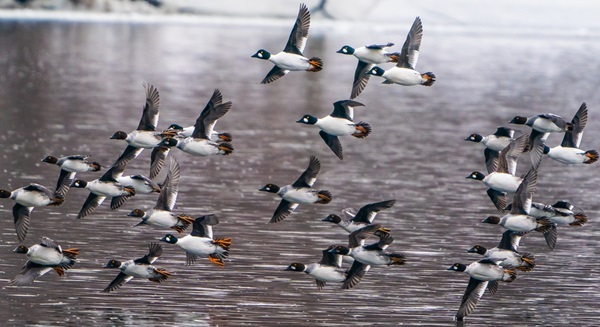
[1,11,600,326]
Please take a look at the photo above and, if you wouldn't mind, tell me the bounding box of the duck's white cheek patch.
[258,53,263,58]
[303,118,308,123]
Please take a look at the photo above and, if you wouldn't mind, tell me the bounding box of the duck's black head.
[482,216,501,225]
[42,156,59,164]
[167,124,184,131]
[322,214,342,224]
[251,49,271,60]
[285,263,306,272]
[296,115,318,125]
[160,137,179,147]
[0,189,11,198]
[509,116,528,125]
[110,131,128,140]
[103,259,122,269]
[70,180,88,188]
[336,45,355,55]
[447,263,467,272]
[464,134,483,143]
[128,209,146,218]
[366,66,385,76]
[467,245,486,255]
[259,184,280,193]
[329,245,350,255]
[466,171,485,181]
[160,234,178,244]
[13,245,29,254]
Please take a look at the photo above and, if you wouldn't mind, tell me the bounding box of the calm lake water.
[1,6,600,326]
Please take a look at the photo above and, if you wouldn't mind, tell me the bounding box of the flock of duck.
[1,3,596,322]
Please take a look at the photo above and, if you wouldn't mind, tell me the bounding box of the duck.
[160,215,232,267]
[466,134,533,212]
[159,89,233,156]
[164,123,232,143]
[329,224,405,289]
[482,168,557,250]
[110,83,173,179]
[329,224,405,267]
[129,157,195,233]
[515,200,588,227]
[447,258,517,322]
[464,127,517,173]
[102,242,171,292]
[322,199,396,233]
[117,174,160,194]
[509,110,573,151]
[296,100,370,160]
[10,236,78,286]
[251,3,322,84]
[0,183,64,242]
[467,230,535,272]
[366,17,435,87]
[540,103,598,164]
[41,154,102,198]
[285,245,348,290]
[70,163,135,219]
[259,155,332,223]
[336,42,400,99]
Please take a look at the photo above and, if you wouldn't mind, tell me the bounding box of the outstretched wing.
[456,278,488,321]
[283,3,310,55]
[291,155,321,188]
[136,83,160,131]
[191,89,232,139]
[396,17,423,69]
[319,131,343,160]
[350,61,374,99]
[102,272,134,293]
[191,215,219,238]
[269,200,299,224]
[561,102,587,148]
[352,199,396,224]
[261,66,289,84]
[154,157,180,211]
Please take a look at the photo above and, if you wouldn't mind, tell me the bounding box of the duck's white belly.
[532,119,563,133]
[281,188,318,204]
[88,180,127,197]
[309,266,346,282]
[61,160,91,172]
[28,246,63,265]
[14,190,51,207]
[128,131,161,148]
[502,215,538,232]
[354,48,389,64]
[484,173,521,193]
[383,67,423,85]
[317,116,355,136]
[147,210,179,228]
[548,146,585,164]
[270,52,310,71]
[177,236,215,256]
[178,138,219,156]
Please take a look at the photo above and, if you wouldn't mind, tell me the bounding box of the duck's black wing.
[352,199,396,224]
[396,16,423,69]
[561,102,587,148]
[283,3,310,55]
[102,272,134,293]
[154,157,180,211]
[319,131,343,160]
[291,155,321,188]
[190,89,233,140]
[13,203,33,242]
[137,83,161,131]
[269,200,299,224]
[456,278,489,321]
[9,261,53,286]
[190,215,219,238]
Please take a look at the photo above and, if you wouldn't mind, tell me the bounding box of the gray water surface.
[0,10,600,326]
